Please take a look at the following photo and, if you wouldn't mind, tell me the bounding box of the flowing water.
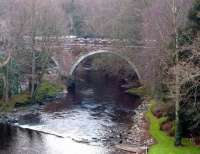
[0,67,141,154]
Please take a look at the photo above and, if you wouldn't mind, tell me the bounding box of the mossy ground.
[0,81,64,112]
[0,92,30,112]
[147,100,200,154]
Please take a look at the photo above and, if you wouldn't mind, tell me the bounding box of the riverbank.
[115,97,154,154]
[0,91,67,124]
[0,80,65,124]
[123,98,154,146]
[146,99,200,154]
[126,87,200,154]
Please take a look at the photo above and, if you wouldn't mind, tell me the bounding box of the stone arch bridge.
[50,38,152,85]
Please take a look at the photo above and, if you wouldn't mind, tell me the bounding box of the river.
[0,66,141,154]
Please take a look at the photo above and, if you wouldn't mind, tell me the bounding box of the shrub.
[35,81,63,102]
[161,121,173,133]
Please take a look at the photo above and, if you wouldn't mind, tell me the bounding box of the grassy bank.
[0,81,64,112]
[147,100,200,154]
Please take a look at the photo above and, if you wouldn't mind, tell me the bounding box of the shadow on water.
[0,67,141,154]
[0,124,15,150]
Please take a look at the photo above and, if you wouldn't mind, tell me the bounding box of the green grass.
[147,100,200,154]
[0,81,64,112]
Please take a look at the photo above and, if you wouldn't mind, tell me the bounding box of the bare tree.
[142,0,199,145]
[0,0,68,102]
[0,12,11,102]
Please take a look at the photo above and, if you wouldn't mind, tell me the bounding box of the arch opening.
[69,50,141,81]
[67,50,141,92]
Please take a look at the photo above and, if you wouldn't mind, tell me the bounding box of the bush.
[159,117,168,126]
[150,102,168,119]
[35,81,63,102]
[154,108,163,118]
[160,120,175,137]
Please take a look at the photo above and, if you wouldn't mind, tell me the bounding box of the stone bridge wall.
[45,37,147,83]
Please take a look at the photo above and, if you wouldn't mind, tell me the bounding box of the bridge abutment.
[66,75,76,93]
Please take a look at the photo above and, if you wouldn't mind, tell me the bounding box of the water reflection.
[0,69,140,154]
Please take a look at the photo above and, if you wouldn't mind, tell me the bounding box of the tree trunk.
[4,63,9,102]
[31,49,36,99]
[30,0,36,101]
[173,0,182,146]
[0,51,11,102]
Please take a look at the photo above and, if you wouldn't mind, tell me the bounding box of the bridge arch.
[69,50,141,81]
